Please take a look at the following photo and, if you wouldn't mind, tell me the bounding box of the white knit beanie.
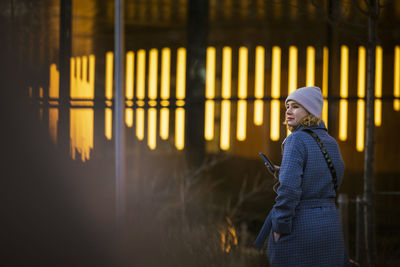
[285,86,323,118]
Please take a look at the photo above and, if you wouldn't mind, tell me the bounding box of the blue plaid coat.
[255,122,351,267]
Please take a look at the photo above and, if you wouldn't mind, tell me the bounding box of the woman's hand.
[265,164,280,178]
[273,232,281,242]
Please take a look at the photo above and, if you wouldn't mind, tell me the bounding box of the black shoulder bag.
[302,129,338,196]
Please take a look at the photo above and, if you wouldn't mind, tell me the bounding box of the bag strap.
[302,129,338,196]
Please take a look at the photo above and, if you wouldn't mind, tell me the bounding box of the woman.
[254,86,351,266]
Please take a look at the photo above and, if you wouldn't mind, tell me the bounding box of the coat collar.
[281,121,327,152]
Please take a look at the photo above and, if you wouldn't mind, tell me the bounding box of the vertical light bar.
[254,100,263,126]
[254,46,265,98]
[49,64,59,99]
[82,56,88,83]
[222,46,232,99]
[238,46,248,99]
[126,51,134,100]
[288,46,298,95]
[136,49,146,100]
[49,108,58,144]
[358,46,366,98]
[339,45,349,141]
[89,55,95,98]
[356,99,365,152]
[322,99,328,126]
[105,52,113,100]
[254,46,265,126]
[306,46,315,86]
[148,108,157,150]
[148,48,158,100]
[271,46,281,141]
[355,46,366,151]
[70,58,76,98]
[374,100,382,126]
[322,47,329,98]
[160,108,169,140]
[375,46,383,126]
[220,100,231,150]
[161,48,171,100]
[339,100,348,141]
[236,100,247,141]
[125,107,133,127]
[394,46,400,111]
[105,107,112,140]
[271,46,281,99]
[340,45,349,98]
[206,46,216,99]
[270,100,280,141]
[205,100,215,140]
[175,107,185,150]
[176,48,186,100]
[136,108,144,140]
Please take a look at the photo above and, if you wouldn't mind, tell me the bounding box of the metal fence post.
[355,195,363,264]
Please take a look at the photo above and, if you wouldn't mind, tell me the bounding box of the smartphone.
[259,152,276,173]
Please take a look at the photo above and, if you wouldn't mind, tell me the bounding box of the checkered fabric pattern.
[256,122,351,266]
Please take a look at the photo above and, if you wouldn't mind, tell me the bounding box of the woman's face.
[285,100,309,127]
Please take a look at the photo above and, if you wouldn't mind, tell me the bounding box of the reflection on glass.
[105,52,113,100]
[70,108,94,162]
[358,46,366,98]
[29,87,32,98]
[39,108,43,121]
[340,45,349,98]
[238,47,248,99]
[206,47,216,99]
[375,100,382,127]
[237,100,247,141]
[395,46,400,111]
[271,46,281,99]
[161,48,171,100]
[176,48,186,100]
[148,108,157,150]
[288,46,297,95]
[205,100,215,140]
[126,51,134,100]
[136,108,145,141]
[270,100,280,141]
[255,46,265,99]
[222,46,232,99]
[339,99,348,141]
[125,108,133,127]
[257,0,265,19]
[356,100,365,152]
[39,87,44,98]
[137,49,146,100]
[322,47,329,98]
[149,48,158,100]
[49,64,59,99]
[306,46,315,86]
[254,100,263,126]
[160,108,169,140]
[49,107,58,144]
[105,107,112,140]
[175,108,185,150]
[220,100,231,150]
[71,55,95,99]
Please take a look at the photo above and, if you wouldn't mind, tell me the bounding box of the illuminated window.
[236,100,247,141]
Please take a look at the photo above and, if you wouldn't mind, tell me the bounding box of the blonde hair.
[284,114,321,132]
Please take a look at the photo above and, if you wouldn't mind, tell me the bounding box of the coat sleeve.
[271,133,305,234]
